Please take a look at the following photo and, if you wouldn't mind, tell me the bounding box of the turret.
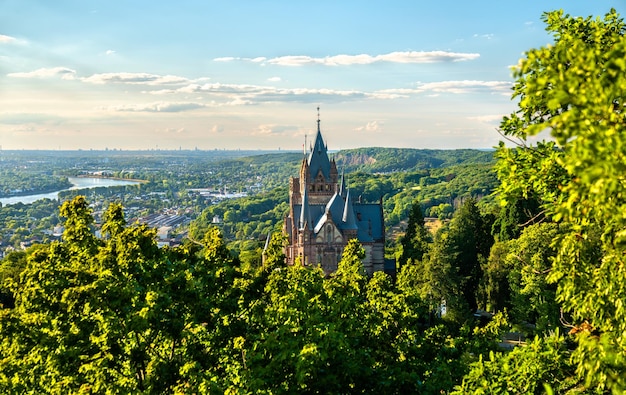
[299,184,311,230]
[338,167,347,198]
[342,189,359,233]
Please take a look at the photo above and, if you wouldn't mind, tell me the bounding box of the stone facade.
[283,118,385,275]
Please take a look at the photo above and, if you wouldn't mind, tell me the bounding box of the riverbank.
[0,181,73,199]
[73,175,148,183]
[0,177,144,206]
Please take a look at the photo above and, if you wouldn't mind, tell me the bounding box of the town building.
[283,114,386,275]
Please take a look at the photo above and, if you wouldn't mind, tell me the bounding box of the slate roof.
[294,196,383,242]
[307,124,332,181]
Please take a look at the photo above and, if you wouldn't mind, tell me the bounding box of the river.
[0,177,142,206]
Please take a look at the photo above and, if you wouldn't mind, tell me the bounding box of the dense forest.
[1,9,626,394]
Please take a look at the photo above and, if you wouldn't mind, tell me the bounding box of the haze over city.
[1,1,622,151]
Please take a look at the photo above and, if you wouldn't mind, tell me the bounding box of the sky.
[0,1,622,151]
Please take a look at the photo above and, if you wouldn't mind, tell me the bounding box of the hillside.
[335,147,494,173]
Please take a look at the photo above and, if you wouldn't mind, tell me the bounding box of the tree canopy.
[488,8,626,392]
[0,196,505,393]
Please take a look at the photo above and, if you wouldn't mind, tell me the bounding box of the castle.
[283,114,386,275]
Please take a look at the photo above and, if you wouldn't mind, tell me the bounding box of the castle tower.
[284,109,386,275]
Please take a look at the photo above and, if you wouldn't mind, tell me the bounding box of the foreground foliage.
[463,8,626,393]
[0,196,501,394]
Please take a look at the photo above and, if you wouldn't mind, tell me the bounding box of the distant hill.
[2,148,493,176]
[335,148,494,174]
[236,148,494,175]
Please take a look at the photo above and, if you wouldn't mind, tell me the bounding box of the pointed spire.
[339,167,347,198]
[317,105,321,133]
[262,234,271,253]
[299,184,311,230]
[342,189,359,230]
[307,106,332,180]
[312,106,324,154]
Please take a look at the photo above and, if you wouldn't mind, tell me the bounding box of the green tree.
[261,232,287,270]
[492,193,543,241]
[480,241,511,313]
[506,223,561,333]
[398,201,432,268]
[495,9,626,392]
[446,199,493,315]
[414,199,494,323]
[0,197,249,394]
[454,331,581,394]
[0,250,28,308]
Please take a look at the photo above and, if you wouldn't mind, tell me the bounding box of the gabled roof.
[313,192,343,233]
[295,184,384,242]
[293,200,383,241]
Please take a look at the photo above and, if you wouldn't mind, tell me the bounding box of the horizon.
[1,1,622,151]
[0,146,495,153]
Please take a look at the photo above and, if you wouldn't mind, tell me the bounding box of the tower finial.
[317,106,320,132]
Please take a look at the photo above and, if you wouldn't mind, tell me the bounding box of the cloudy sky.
[0,1,622,150]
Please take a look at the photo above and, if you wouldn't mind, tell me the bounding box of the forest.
[1,9,626,394]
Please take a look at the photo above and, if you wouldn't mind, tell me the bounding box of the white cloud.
[161,127,186,134]
[210,124,224,133]
[214,56,266,63]
[375,80,509,96]
[416,80,512,94]
[146,82,373,103]
[105,49,116,55]
[255,124,279,135]
[0,34,17,44]
[473,33,494,40]
[378,51,479,63]
[375,80,512,98]
[268,51,480,66]
[267,76,281,82]
[100,102,206,112]
[215,50,480,67]
[354,120,383,133]
[252,124,297,136]
[82,72,189,85]
[8,67,76,80]
[6,69,194,88]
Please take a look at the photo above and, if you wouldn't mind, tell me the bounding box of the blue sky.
[0,1,622,150]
